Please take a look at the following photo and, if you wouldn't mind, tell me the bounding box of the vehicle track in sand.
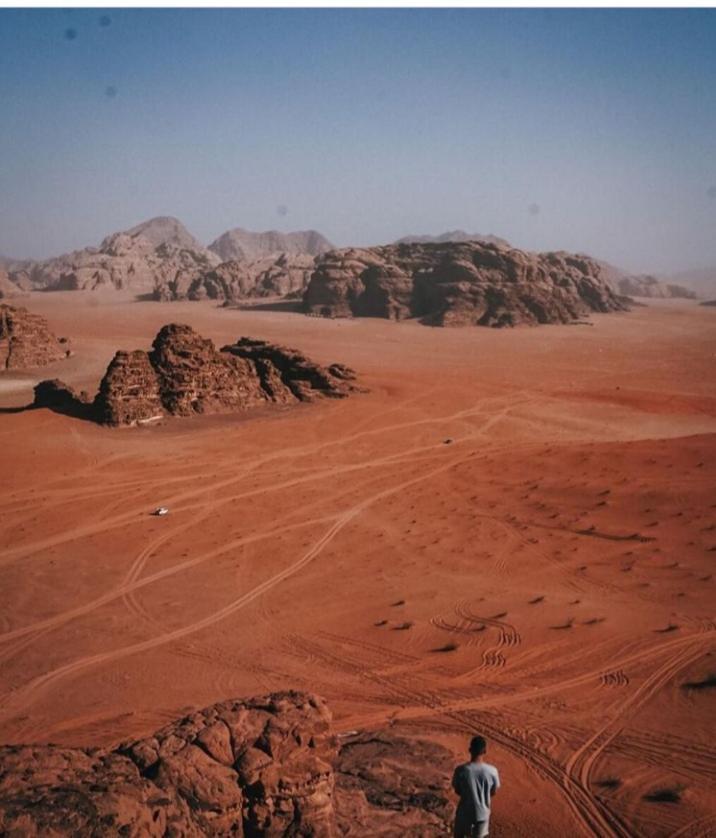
[0,396,526,568]
[0,395,526,647]
[0,449,481,718]
[563,634,715,835]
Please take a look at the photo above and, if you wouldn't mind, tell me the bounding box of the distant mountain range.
[663,267,716,298]
[394,230,511,248]
[209,228,333,262]
[3,217,334,295]
[3,218,713,303]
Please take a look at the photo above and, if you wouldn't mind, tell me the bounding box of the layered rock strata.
[304,241,628,327]
[0,304,69,370]
[34,324,357,425]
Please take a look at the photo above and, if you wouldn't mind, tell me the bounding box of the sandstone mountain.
[0,270,23,299]
[154,253,316,303]
[126,215,206,252]
[0,691,454,837]
[615,274,696,299]
[208,228,333,263]
[304,241,628,327]
[34,324,357,425]
[7,218,219,293]
[395,230,511,248]
[662,266,716,298]
[0,304,69,370]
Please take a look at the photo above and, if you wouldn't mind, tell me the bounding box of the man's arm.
[451,766,462,795]
[491,768,501,796]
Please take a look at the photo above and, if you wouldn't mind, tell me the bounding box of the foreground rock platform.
[0,693,455,837]
[0,692,337,837]
[0,304,69,370]
[304,241,628,327]
[34,324,358,426]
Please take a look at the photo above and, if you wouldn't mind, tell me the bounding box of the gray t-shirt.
[452,761,500,822]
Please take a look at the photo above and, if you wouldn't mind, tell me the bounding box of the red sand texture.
[1,294,715,836]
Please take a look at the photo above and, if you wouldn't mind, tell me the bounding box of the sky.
[0,8,715,273]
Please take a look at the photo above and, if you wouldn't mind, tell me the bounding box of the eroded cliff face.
[153,254,317,303]
[0,304,69,370]
[0,692,337,837]
[0,694,457,837]
[34,324,358,426]
[304,242,628,327]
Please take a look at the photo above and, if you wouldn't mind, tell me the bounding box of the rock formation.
[615,274,697,299]
[126,216,207,252]
[0,693,458,837]
[209,228,333,263]
[0,691,337,837]
[334,732,454,834]
[154,253,316,303]
[395,230,511,248]
[304,241,628,327]
[0,270,23,299]
[0,304,69,370]
[7,218,219,293]
[34,324,358,425]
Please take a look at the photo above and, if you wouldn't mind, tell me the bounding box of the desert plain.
[0,294,714,836]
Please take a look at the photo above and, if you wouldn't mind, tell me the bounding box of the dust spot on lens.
[528,203,540,216]
[707,185,716,200]
[64,28,78,41]
[99,15,111,27]
[277,205,288,217]
[105,86,118,99]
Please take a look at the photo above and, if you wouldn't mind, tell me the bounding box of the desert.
[2,5,716,835]
[0,289,714,836]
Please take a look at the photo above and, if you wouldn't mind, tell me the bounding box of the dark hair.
[469,735,487,756]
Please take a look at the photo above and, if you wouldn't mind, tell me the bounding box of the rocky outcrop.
[335,732,454,835]
[8,219,219,293]
[0,694,461,837]
[0,691,337,837]
[225,338,357,404]
[616,274,697,299]
[94,350,165,426]
[0,270,23,299]
[126,216,207,252]
[395,230,511,248]
[154,253,317,303]
[32,380,94,419]
[0,304,69,370]
[35,324,358,425]
[209,228,333,263]
[304,242,628,327]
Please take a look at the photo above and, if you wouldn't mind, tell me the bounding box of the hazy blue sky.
[1,8,715,272]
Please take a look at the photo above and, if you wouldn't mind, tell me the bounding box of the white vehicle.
[153,507,169,516]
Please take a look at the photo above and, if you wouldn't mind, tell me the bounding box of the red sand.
[1,294,715,836]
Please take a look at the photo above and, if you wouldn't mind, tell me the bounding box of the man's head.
[469,735,487,759]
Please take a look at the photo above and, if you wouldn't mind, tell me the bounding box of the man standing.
[452,735,500,837]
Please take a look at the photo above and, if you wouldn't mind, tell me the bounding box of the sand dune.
[1,295,714,836]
